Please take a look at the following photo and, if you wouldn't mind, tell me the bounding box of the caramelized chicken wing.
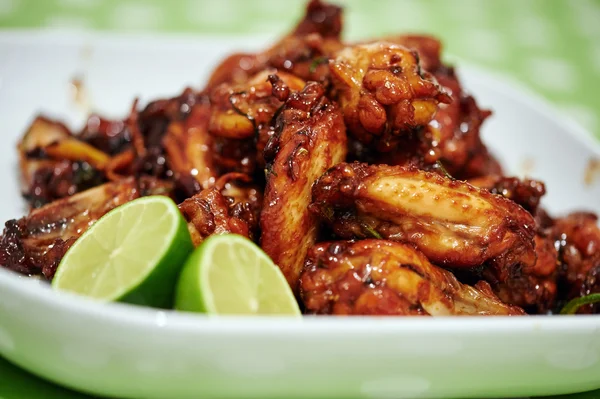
[205,0,343,89]
[430,66,501,179]
[552,213,600,314]
[300,240,525,315]
[178,173,261,246]
[310,162,536,273]
[261,80,347,292]
[208,71,306,173]
[0,177,171,279]
[329,41,450,150]
[484,234,558,314]
[469,175,546,215]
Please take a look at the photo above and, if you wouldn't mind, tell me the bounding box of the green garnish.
[309,56,328,73]
[362,224,382,239]
[436,160,453,180]
[559,293,600,315]
[296,148,308,156]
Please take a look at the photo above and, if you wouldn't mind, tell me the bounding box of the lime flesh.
[52,196,193,308]
[175,234,301,316]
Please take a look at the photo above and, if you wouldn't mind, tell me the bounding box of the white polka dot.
[361,375,430,399]
[62,344,109,369]
[58,0,99,7]
[44,15,92,30]
[187,0,233,26]
[513,15,556,49]
[526,57,578,93]
[0,0,17,16]
[592,45,600,74]
[447,0,488,22]
[0,326,15,353]
[216,353,285,376]
[385,1,427,31]
[546,349,599,370]
[561,104,598,133]
[110,3,163,30]
[460,29,507,63]
[570,2,600,38]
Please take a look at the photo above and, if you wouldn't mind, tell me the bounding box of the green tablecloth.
[0,0,599,398]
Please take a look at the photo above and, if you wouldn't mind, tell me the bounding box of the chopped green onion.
[559,293,600,315]
[436,160,453,180]
[309,57,328,73]
[362,224,382,239]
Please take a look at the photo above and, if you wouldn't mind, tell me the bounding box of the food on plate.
[300,240,525,316]
[1,0,598,315]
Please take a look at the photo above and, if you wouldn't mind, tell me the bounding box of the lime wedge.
[52,196,193,308]
[175,234,301,315]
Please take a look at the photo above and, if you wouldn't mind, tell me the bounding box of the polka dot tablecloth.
[0,0,599,138]
[0,1,599,398]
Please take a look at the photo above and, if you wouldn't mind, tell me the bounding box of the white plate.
[0,32,599,399]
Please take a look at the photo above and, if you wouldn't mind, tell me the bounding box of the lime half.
[52,196,193,308]
[175,234,301,315]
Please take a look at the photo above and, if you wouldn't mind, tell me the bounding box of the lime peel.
[175,234,301,316]
[52,196,194,309]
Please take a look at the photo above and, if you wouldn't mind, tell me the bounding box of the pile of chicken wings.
[1,0,598,315]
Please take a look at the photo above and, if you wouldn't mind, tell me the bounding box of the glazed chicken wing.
[300,240,525,316]
[205,0,343,89]
[178,173,261,247]
[483,234,558,314]
[0,177,170,279]
[429,66,501,179]
[468,175,556,312]
[329,41,450,151]
[468,175,546,215]
[208,70,306,174]
[310,162,536,273]
[260,79,347,292]
[551,213,600,314]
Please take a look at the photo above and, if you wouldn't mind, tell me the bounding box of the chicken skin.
[329,41,450,151]
[300,240,525,316]
[0,177,170,279]
[310,162,537,274]
[261,79,347,292]
[178,173,261,247]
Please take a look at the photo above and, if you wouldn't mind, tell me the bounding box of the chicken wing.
[0,177,171,279]
[429,66,502,179]
[208,70,306,174]
[205,0,342,89]
[551,212,600,314]
[329,41,450,150]
[261,80,347,292]
[178,173,261,246]
[469,175,546,215]
[310,162,536,273]
[300,240,525,316]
